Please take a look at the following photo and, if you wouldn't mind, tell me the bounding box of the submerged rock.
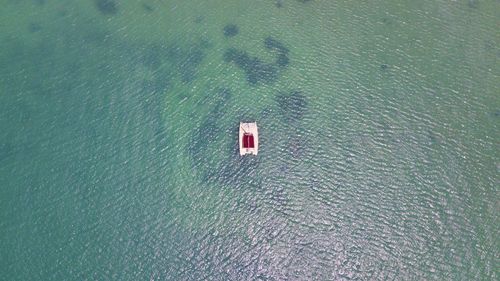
[468,0,479,9]
[287,135,307,158]
[276,53,290,67]
[142,44,164,70]
[189,88,231,164]
[194,16,204,24]
[224,48,278,85]
[264,37,290,67]
[180,49,205,83]
[146,40,208,84]
[94,0,118,15]
[264,36,289,54]
[142,3,154,12]
[381,17,391,25]
[223,24,239,37]
[276,90,308,121]
[28,22,42,33]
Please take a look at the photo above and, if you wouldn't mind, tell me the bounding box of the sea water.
[0,0,498,280]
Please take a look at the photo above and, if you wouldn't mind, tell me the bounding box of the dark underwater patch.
[143,40,208,84]
[468,0,479,8]
[28,22,42,33]
[276,90,308,121]
[276,53,290,67]
[132,44,185,93]
[224,48,278,85]
[223,36,290,85]
[223,24,239,37]
[484,40,495,51]
[287,135,306,158]
[179,48,205,83]
[141,74,171,94]
[275,0,283,8]
[190,132,223,182]
[194,16,204,24]
[427,130,438,145]
[178,39,211,83]
[141,44,163,69]
[380,64,389,71]
[127,66,172,152]
[264,37,290,67]
[189,88,231,167]
[94,0,118,15]
[142,3,154,12]
[264,37,289,54]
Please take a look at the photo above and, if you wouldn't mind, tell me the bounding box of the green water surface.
[0,0,498,280]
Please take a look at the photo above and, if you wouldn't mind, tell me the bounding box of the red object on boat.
[243,133,255,148]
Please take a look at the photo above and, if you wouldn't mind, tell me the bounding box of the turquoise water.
[0,0,498,280]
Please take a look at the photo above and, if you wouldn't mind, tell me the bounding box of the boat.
[239,122,259,156]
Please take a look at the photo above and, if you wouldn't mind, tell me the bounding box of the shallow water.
[0,0,498,280]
